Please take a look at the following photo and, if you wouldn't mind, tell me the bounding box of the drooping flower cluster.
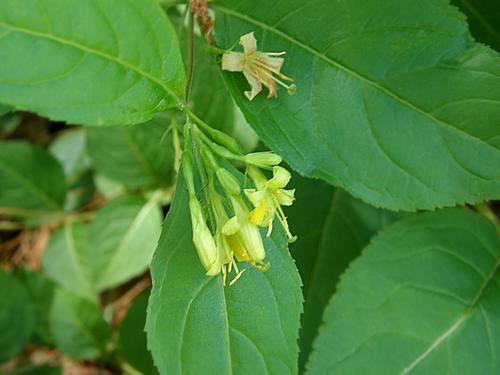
[221,32,296,100]
[182,123,296,285]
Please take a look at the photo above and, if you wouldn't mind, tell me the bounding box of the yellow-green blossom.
[245,166,296,242]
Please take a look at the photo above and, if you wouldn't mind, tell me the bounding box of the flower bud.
[243,152,282,167]
[216,168,241,196]
[189,197,220,275]
[230,196,265,262]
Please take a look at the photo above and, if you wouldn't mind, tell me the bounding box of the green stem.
[181,106,241,154]
[184,9,195,103]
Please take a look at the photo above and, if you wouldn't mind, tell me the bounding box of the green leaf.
[0,141,66,215]
[146,174,303,375]
[120,291,157,375]
[18,270,57,345]
[0,0,185,126]
[306,209,500,374]
[42,222,97,302]
[287,176,403,371]
[49,288,111,360]
[89,195,163,291]
[86,114,174,190]
[49,129,90,181]
[214,0,500,210]
[452,0,500,51]
[0,269,35,363]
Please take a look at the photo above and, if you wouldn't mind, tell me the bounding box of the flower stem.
[184,8,195,103]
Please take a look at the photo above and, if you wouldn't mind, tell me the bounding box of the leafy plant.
[0,0,498,374]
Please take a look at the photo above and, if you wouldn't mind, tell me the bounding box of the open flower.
[221,32,296,100]
[245,166,296,242]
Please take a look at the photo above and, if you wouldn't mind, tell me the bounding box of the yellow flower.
[221,32,296,100]
[245,166,296,242]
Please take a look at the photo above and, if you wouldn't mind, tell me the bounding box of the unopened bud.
[216,168,241,196]
[243,152,282,167]
[189,197,220,275]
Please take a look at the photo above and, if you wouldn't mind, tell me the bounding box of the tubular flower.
[189,197,221,276]
[245,166,296,242]
[221,32,296,100]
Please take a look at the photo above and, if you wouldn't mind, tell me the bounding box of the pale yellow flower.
[245,166,296,242]
[221,32,296,100]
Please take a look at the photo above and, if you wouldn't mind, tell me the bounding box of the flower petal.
[257,54,284,72]
[244,188,264,207]
[221,216,240,236]
[243,69,262,100]
[240,32,257,55]
[275,188,295,206]
[268,166,291,189]
[221,52,245,72]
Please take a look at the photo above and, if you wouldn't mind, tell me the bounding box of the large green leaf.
[42,222,97,302]
[146,174,303,375]
[86,114,174,190]
[452,0,500,52]
[287,175,403,371]
[0,0,185,126]
[214,0,500,211]
[0,103,12,116]
[0,142,66,214]
[49,288,111,360]
[89,196,162,291]
[306,209,500,374]
[0,269,35,363]
[120,291,157,375]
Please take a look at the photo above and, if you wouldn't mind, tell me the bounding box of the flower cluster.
[182,123,295,285]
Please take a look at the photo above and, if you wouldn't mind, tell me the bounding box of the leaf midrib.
[214,5,498,152]
[401,257,499,374]
[0,20,182,105]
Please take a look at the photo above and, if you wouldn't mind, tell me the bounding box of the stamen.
[253,59,294,82]
[232,258,240,274]
[264,51,286,56]
[266,217,273,237]
[229,268,246,286]
[228,258,233,274]
[222,265,227,286]
[258,68,295,91]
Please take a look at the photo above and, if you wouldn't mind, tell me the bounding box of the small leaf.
[119,291,157,375]
[89,196,162,291]
[42,222,97,302]
[49,129,90,181]
[86,114,174,190]
[18,270,57,346]
[0,0,185,125]
[214,0,500,210]
[49,288,111,360]
[306,209,500,374]
[0,142,66,214]
[146,174,303,375]
[452,0,500,51]
[0,269,35,363]
[287,176,403,370]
